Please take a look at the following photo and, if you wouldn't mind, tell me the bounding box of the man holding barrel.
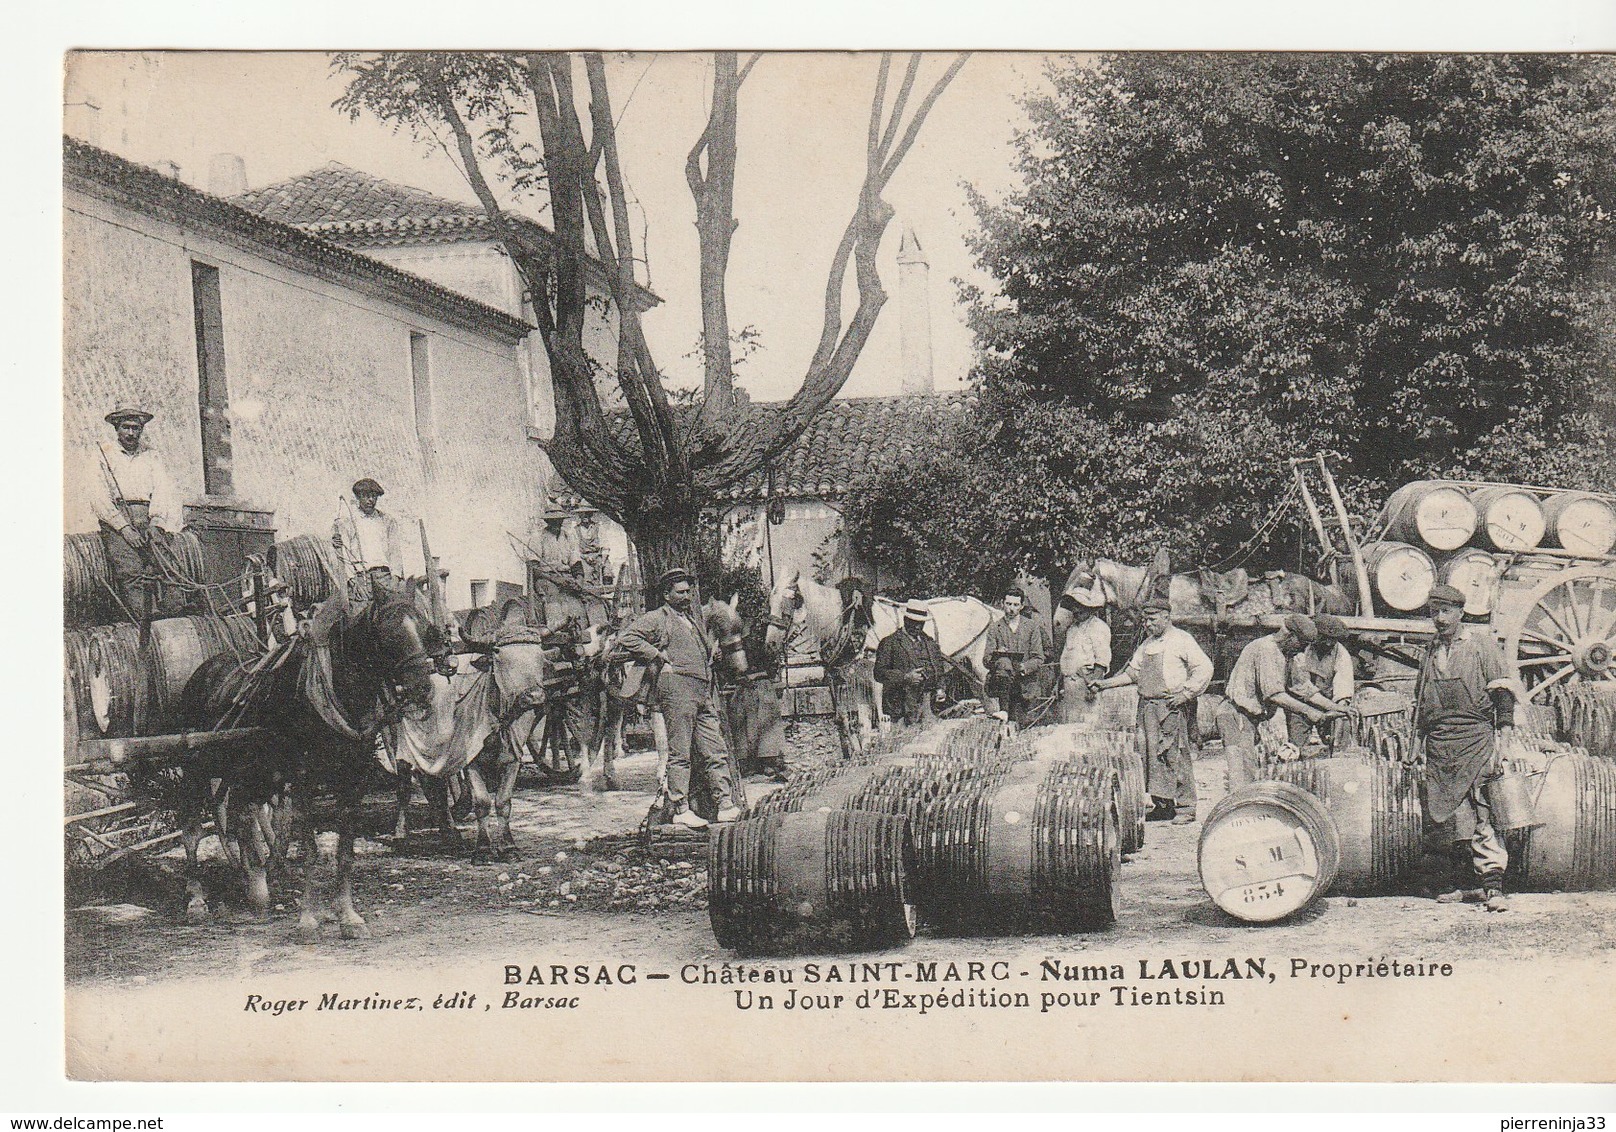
[1217,615,1346,790]
[1414,583,1518,913]
[1091,597,1213,824]
[91,405,180,626]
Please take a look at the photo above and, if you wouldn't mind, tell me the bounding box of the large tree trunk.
[628,502,713,608]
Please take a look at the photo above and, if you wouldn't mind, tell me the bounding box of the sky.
[64,50,1058,400]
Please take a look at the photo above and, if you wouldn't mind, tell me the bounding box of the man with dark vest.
[91,405,179,626]
[874,600,948,725]
[1415,583,1519,913]
[614,568,741,829]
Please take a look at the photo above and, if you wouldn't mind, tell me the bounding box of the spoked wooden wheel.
[1503,567,1616,702]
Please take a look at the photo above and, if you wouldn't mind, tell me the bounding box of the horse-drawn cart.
[1099,459,1616,707]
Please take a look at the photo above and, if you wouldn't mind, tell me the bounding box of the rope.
[1199,481,1302,574]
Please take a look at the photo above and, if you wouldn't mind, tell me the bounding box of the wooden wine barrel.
[1437,548,1499,617]
[707,809,916,957]
[1258,747,1421,894]
[1034,725,1146,856]
[1506,751,1616,892]
[1543,492,1616,557]
[911,764,1119,931]
[272,534,337,610]
[1382,482,1477,551]
[1354,541,1436,613]
[64,533,119,627]
[1198,780,1341,923]
[1472,486,1546,552]
[64,624,150,738]
[1543,685,1616,758]
[64,529,208,627]
[145,614,259,730]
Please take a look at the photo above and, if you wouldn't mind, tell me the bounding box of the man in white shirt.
[332,477,404,598]
[1092,596,1214,824]
[92,406,180,625]
[1056,573,1112,724]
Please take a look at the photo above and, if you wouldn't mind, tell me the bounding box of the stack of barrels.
[271,534,338,610]
[709,718,1128,955]
[65,528,261,747]
[1368,482,1616,617]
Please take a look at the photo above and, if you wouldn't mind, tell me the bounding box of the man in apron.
[1092,596,1213,824]
[1414,583,1517,913]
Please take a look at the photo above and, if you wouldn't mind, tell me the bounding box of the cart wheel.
[1502,566,1616,701]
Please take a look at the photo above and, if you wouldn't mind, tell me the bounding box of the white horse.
[765,571,997,751]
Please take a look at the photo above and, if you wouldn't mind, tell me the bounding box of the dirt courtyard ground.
[66,719,1616,990]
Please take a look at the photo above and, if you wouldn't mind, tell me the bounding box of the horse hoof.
[471,846,493,866]
[184,897,209,924]
[296,915,321,942]
[339,918,370,941]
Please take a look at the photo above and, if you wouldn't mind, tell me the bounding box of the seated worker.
[1217,614,1346,790]
[1287,612,1356,746]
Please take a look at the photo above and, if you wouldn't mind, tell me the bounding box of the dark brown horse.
[178,592,438,940]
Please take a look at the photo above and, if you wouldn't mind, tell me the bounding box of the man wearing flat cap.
[333,477,404,597]
[614,568,741,829]
[1414,583,1520,913]
[1217,614,1347,791]
[1092,596,1213,824]
[91,406,179,625]
[875,600,948,726]
[1287,612,1357,746]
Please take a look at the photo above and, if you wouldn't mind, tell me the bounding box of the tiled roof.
[235,163,659,308]
[236,162,481,225]
[657,395,964,503]
[64,137,533,343]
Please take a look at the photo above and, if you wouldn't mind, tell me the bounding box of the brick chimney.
[897,226,934,396]
[208,154,248,198]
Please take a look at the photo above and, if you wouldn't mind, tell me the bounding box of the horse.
[177,589,439,940]
[388,598,550,863]
[765,572,881,756]
[587,596,749,816]
[766,572,1002,742]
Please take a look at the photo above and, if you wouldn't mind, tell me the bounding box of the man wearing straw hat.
[91,405,179,625]
[332,478,404,598]
[1091,596,1213,824]
[1056,570,1111,724]
[530,504,579,573]
[1415,583,1519,913]
[874,600,948,726]
[574,503,607,585]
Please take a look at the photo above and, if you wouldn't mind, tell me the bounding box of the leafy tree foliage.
[849,53,1616,594]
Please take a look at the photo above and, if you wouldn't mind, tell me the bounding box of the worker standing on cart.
[332,478,404,599]
[1091,597,1213,824]
[91,405,180,627]
[1415,584,1518,913]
